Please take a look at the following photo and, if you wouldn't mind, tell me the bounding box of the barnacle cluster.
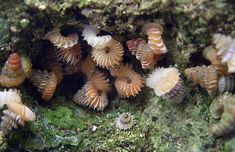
[0,89,36,135]
[185,34,235,95]
[126,23,167,69]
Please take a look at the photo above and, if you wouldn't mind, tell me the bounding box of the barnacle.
[29,70,57,101]
[109,64,143,98]
[212,33,235,73]
[44,27,78,49]
[80,53,96,78]
[0,53,27,87]
[203,46,228,75]
[218,75,235,94]
[73,71,110,111]
[142,22,167,55]
[0,109,25,135]
[82,25,124,68]
[56,43,82,65]
[184,65,218,94]
[146,67,186,103]
[116,113,134,130]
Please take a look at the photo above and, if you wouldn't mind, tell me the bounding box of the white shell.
[0,89,22,109]
[116,113,134,130]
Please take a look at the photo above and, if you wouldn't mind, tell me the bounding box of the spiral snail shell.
[44,27,78,49]
[116,113,134,130]
[29,70,57,101]
[203,46,228,75]
[184,65,218,94]
[0,53,27,87]
[142,23,167,55]
[73,70,110,111]
[146,67,186,103]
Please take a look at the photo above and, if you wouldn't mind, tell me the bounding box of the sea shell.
[184,65,218,94]
[29,70,57,101]
[56,43,82,65]
[73,71,110,111]
[0,53,26,87]
[109,64,133,78]
[126,38,143,55]
[63,61,82,75]
[146,67,186,103]
[203,45,228,75]
[142,23,167,55]
[6,102,36,121]
[92,38,124,68]
[116,113,134,130]
[0,110,25,135]
[44,27,78,49]
[218,75,235,94]
[80,53,96,78]
[0,89,22,108]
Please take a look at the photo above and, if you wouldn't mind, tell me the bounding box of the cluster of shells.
[184,33,235,137]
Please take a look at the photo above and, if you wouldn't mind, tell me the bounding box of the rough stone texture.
[0,0,235,151]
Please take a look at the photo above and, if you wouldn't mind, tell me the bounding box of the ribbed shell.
[116,113,134,130]
[56,43,82,65]
[109,64,133,77]
[146,67,186,103]
[184,65,218,94]
[80,54,96,78]
[203,46,228,75]
[6,102,36,121]
[0,110,25,135]
[126,38,143,55]
[142,23,167,55]
[0,89,22,108]
[73,71,110,111]
[0,53,26,87]
[92,39,124,68]
[44,27,78,49]
[218,75,235,94]
[29,70,57,101]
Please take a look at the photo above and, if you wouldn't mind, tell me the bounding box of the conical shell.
[142,23,167,55]
[184,65,218,94]
[29,70,57,101]
[146,67,186,103]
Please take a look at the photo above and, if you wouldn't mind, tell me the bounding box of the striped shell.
[116,113,134,130]
[146,67,186,103]
[0,89,22,109]
[142,23,167,55]
[29,70,57,101]
[109,64,143,98]
[0,110,25,135]
[126,38,143,55]
[0,53,26,87]
[203,46,228,75]
[6,102,36,121]
[56,43,82,65]
[184,65,218,94]
[92,39,124,68]
[44,27,78,49]
[218,75,235,94]
[80,53,96,78]
[73,71,110,111]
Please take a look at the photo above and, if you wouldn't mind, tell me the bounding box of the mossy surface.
[0,0,235,151]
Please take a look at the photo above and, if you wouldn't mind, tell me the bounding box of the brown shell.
[56,43,82,65]
[92,39,124,68]
[80,53,96,78]
[0,110,25,135]
[203,46,228,75]
[73,71,110,111]
[109,63,133,78]
[0,53,26,87]
[63,61,82,75]
[185,65,218,94]
[29,70,57,101]
[142,23,167,55]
